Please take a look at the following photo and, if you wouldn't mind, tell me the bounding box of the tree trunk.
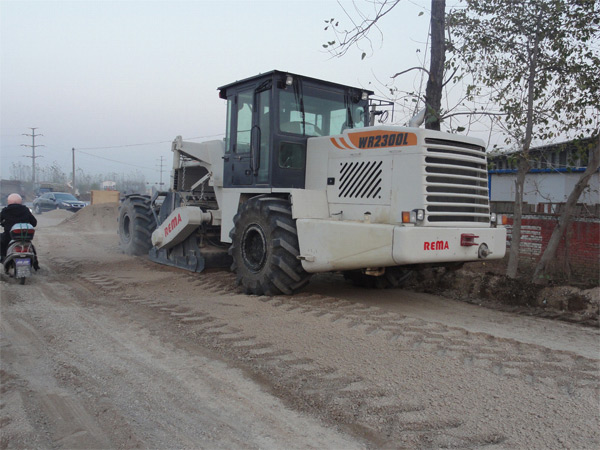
[506,29,540,279]
[506,155,530,278]
[424,0,445,131]
[532,137,600,284]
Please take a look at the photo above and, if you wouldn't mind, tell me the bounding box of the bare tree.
[324,0,448,130]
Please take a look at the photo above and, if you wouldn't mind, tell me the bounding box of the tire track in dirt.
[72,269,471,447]
[0,290,116,449]
[271,292,599,392]
[64,258,600,449]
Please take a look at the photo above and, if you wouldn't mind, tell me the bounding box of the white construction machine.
[118,71,506,295]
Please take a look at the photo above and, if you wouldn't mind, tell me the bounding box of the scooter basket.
[9,223,35,241]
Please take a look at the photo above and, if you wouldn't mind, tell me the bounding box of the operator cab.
[218,70,373,188]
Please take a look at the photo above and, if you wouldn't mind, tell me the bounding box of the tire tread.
[230,196,310,295]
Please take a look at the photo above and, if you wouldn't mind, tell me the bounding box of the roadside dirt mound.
[62,203,119,233]
[409,267,600,327]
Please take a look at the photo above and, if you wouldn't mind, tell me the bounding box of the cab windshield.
[279,87,366,137]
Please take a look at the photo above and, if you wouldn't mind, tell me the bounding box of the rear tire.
[229,196,311,295]
[118,195,156,255]
[343,266,412,289]
[19,277,26,285]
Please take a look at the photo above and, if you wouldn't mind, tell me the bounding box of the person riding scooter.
[1,193,38,268]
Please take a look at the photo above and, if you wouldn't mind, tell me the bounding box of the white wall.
[490,172,600,205]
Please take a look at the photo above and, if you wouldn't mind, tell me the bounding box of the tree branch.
[441,111,507,120]
[391,67,430,79]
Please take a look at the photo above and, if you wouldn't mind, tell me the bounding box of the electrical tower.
[21,128,44,185]
[157,156,165,188]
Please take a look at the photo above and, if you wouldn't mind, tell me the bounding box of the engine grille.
[424,138,490,224]
[338,159,383,200]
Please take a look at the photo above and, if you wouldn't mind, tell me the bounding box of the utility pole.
[21,128,44,185]
[72,148,76,195]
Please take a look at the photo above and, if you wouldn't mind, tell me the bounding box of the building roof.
[488,137,597,174]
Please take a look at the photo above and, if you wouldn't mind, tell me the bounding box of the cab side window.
[235,90,253,153]
[225,99,233,153]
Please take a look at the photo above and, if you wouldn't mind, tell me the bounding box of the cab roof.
[218,70,374,99]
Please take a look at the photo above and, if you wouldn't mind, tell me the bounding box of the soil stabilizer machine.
[118,70,506,295]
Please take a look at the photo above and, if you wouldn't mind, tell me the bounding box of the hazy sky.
[1,0,446,184]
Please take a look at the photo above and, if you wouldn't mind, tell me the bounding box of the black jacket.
[1,204,37,233]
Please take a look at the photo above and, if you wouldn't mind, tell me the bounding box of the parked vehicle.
[2,223,37,284]
[33,192,86,214]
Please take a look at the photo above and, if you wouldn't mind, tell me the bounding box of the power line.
[77,139,173,151]
[76,133,224,151]
[71,133,225,175]
[75,149,156,170]
[186,133,225,140]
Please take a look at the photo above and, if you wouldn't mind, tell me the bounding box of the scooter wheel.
[19,277,26,285]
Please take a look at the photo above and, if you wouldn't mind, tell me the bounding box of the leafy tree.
[448,0,600,278]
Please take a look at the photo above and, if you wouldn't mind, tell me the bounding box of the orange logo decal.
[349,131,417,149]
[330,131,417,150]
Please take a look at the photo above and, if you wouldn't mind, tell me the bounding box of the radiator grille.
[424,138,490,224]
[338,160,383,199]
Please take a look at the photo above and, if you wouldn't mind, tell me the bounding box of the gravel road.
[1,206,598,449]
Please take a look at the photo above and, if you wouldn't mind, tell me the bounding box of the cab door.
[223,88,254,186]
[223,85,272,188]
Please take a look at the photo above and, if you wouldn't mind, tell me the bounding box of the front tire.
[229,196,310,295]
[118,195,156,255]
[34,204,42,214]
[343,266,412,289]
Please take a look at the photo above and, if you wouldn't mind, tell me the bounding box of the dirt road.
[1,206,599,449]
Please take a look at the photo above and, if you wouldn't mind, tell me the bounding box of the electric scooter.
[2,223,37,285]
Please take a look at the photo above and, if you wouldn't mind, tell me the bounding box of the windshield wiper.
[345,93,353,129]
[293,78,305,135]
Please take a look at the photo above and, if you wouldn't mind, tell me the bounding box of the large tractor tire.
[229,196,311,296]
[343,266,412,289]
[118,195,156,256]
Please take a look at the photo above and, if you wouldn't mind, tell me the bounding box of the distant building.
[488,138,599,282]
[488,138,599,213]
[101,181,117,191]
